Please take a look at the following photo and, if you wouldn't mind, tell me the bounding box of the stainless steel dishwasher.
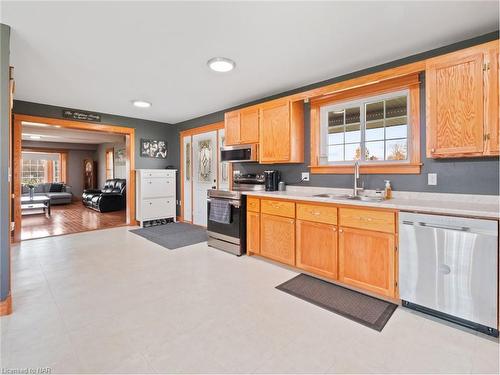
[399,212,498,336]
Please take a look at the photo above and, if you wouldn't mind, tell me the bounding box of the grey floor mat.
[276,273,397,331]
[130,222,208,249]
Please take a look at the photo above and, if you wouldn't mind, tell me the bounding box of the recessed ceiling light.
[207,57,235,72]
[132,100,152,108]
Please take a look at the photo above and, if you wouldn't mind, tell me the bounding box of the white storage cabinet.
[136,169,177,226]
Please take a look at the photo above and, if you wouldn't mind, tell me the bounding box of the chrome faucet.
[352,161,364,197]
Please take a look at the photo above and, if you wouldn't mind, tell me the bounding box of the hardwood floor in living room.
[21,201,126,241]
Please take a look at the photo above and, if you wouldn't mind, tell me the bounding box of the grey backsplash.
[233,77,500,195]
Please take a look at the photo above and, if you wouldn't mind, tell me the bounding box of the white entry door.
[192,131,217,226]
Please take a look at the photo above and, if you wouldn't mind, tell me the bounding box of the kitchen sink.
[312,193,384,202]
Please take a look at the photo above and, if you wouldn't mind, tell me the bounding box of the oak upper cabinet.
[296,220,338,280]
[259,100,304,163]
[224,111,241,146]
[260,213,295,266]
[485,43,499,155]
[224,107,259,145]
[426,41,499,158]
[240,108,259,144]
[338,227,396,298]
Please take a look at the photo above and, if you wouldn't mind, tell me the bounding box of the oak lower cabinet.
[260,213,295,266]
[338,227,396,298]
[247,211,260,254]
[296,219,338,279]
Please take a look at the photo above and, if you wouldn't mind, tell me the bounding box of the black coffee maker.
[264,170,281,191]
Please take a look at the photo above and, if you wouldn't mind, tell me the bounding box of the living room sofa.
[82,179,126,213]
[22,183,72,205]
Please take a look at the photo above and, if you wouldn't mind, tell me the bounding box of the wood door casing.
[338,227,396,298]
[260,101,290,162]
[240,108,259,144]
[426,51,485,157]
[224,111,240,146]
[260,213,295,266]
[296,220,338,280]
[247,211,260,254]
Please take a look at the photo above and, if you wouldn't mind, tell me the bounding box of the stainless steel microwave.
[220,144,258,163]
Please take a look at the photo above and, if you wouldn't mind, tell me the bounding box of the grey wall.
[22,140,98,198]
[174,31,500,196]
[0,24,10,302]
[13,100,177,170]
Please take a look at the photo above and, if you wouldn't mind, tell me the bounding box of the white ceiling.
[22,122,125,144]
[2,1,499,124]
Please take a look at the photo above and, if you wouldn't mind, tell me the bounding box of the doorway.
[12,114,136,242]
[179,122,231,226]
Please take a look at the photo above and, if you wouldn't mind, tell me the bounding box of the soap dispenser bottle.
[384,180,392,200]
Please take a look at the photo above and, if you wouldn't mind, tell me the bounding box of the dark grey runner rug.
[276,274,397,331]
[130,222,207,249]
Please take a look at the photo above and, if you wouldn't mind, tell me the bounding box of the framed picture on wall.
[140,139,168,159]
[114,147,126,166]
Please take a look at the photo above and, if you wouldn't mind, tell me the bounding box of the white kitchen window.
[319,89,410,165]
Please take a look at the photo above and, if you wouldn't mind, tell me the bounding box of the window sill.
[310,163,422,175]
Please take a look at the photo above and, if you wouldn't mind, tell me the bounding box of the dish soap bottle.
[384,180,392,200]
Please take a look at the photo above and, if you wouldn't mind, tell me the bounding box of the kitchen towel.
[209,198,232,224]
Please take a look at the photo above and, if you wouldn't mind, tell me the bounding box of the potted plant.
[23,179,38,200]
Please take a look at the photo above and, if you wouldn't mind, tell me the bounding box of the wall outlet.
[428,173,437,186]
[301,172,310,182]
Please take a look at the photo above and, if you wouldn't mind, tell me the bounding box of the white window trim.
[319,89,410,165]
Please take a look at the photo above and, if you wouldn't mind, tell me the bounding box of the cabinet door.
[260,101,290,162]
[224,111,240,145]
[260,213,295,265]
[240,108,259,144]
[426,50,485,157]
[247,211,260,254]
[296,220,337,280]
[485,45,499,155]
[338,227,395,297]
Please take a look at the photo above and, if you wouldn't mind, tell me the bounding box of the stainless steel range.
[207,173,264,256]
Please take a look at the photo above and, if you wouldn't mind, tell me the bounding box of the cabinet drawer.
[142,178,175,198]
[142,197,175,220]
[297,203,337,225]
[261,199,295,218]
[339,208,395,233]
[247,197,260,212]
[142,170,175,178]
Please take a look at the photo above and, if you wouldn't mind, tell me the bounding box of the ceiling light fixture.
[132,100,152,108]
[30,135,41,139]
[207,57,235,72]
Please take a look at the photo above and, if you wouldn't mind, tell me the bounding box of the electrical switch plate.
[301,172,310,182]
[428,173,437,186]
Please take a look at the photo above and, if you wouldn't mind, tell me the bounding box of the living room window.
[21,151,64,184]
[310,73,421,174]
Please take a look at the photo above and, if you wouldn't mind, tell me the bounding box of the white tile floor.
[1,226,498,374]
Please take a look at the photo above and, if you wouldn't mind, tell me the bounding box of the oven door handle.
[207,198,240,208]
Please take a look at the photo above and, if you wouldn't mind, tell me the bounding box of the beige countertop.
[243,187,500,220]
